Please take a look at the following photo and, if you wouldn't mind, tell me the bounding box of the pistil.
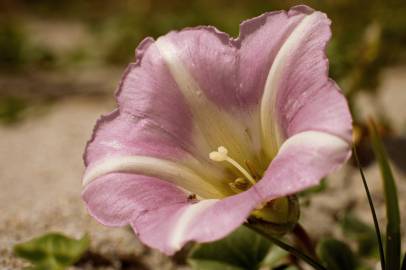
[209,146,256,185]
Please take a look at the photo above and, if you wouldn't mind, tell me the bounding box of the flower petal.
[112,37,241,173]
[255,131,351,200]
[132,189,261,255]
[118,28,254,160]
[238,5,311,107]
[84,110,187,166]
[156,27,240,109]
[237,6,352,158]
[270,11,352,142]
[237,6,313,158]
[82,172,261,255]
[82,173,188,227]
[154,34,255,166]
[116,38,195,149]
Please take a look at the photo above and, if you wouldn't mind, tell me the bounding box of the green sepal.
[250,196,300,236]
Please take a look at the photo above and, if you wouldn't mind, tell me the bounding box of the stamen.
[209,146,256,185]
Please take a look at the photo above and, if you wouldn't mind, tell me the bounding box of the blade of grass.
[246,224,327,270]
[353,147,385,270]
[369,119,401,270]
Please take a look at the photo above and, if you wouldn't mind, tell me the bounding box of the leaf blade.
[353,146,386,269]
[368,120,401,270]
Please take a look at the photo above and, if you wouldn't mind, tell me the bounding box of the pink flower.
[82,5,352,255]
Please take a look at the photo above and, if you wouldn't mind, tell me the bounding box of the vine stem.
[245,224,327,270]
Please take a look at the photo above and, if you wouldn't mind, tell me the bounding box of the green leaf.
[341,214,379,257]
[369,120,401,270]
[188,226,271,270]
[14,232,90,270]
[317,239,356,270]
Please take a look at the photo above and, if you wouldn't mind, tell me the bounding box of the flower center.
[209,146,257,192]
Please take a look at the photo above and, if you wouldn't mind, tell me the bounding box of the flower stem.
[245,224,327,270]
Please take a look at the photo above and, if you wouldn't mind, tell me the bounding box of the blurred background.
[0,0,405,269]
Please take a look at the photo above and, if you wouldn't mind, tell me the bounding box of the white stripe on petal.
[169,199,219,250]
[155,38,257,170]
[260,13,320,159]
[82,156,224,198]
[278,130,349,155]
[155,39,207,108]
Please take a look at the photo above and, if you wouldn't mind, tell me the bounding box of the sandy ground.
[0,97,184,270]
[0,66,405,269]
